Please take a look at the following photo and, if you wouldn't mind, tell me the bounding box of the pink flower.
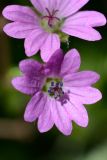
[12,49,102,136]
[3,0,106,62]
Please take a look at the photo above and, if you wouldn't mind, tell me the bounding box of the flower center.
[40,8,63,33]
[42,78,69,104]
[42,8,60,28]
[48,81,64,99]
[40,8,69,42]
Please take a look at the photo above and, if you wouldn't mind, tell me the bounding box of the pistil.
[42,8,60,27]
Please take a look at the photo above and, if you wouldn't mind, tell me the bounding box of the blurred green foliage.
[0,0,107,160]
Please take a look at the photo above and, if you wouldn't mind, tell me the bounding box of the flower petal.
[60,49,81,76]
[19,59,42,75]
[40,33,60,62]
[58,0,89,17]
[65,87,102,105]
[2,5,38,23]
[30,0,57,14]
[38,98,54,133]
[64,11,106,27]
[64,71,100,87]
[3,22,37,39]
[30,0,46,13]
[64,101,88,127]
[12,76,39,95]
[51,99,72,136]
[62,26,102,41]
[45,49,64,76]
[24,92,47,122]
[24,28,48,56]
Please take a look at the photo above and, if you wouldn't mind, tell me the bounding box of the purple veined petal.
[40,33,60,62]
[51,99,72,136]
[19,59,42,75]
[38,97,54,133]
[64,100,88,127]
[57,0,89,18]
[3,22,37,39]
[62,26,102,41]
[64,86,102,105]
[30,0,57,14]
[24,28,48,57]
[43,0,57,12]
[64,11,106,27]
[30,0,46,14]
[12,76,40,95]
[45,49,64,76]
[43,0,64,14]
[24,92,47,122]
[63,71,100,87]
[2,5,38,23]
[60,49,81,76]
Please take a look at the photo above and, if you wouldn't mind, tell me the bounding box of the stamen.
[51,81,54,86]
[48,81,64,99]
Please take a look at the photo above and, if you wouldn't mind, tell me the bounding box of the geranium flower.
[12,49,102,135]
[3,0,106,62]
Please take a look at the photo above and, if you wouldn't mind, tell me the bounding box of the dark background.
[0,0,107,160]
